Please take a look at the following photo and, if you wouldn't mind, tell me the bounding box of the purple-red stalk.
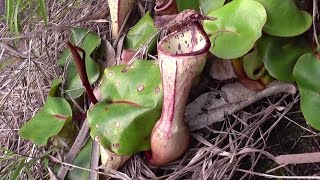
[66,42,98,105]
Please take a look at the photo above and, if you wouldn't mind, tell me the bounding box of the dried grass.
[0,0,320,179]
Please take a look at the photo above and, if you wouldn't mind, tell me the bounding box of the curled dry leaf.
[108,0,135,37]
[209,58,237,80]
[105,40,116,67]
[148,22,210,166]
[186,82,297,130]
[100,145,130,170]
[121,49,137,64]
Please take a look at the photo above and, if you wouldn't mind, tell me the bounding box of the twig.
[275,152,320,165]
[56,121,90,179]
[312,0,319,46]
[236,169,320,179]
[74,9,109,24]
[90,141,100,180]
[0,42,29,59]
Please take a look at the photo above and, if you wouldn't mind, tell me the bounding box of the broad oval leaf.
[256,0,312,37]
[299,86,320,130]
[89,60,163,155]
[58,28,101,99]
[294,52,320,130]
[88,101,160,155]
[100,60,162,108]
[124,11,158,52]
[257,35,311,82]
[18,97,72,145]
[199,0,225,15]
[203,0,266,59]
[293,53,320,92]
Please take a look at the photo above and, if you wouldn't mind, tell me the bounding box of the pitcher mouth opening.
[158,22,211,57]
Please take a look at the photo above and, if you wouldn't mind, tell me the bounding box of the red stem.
[66,42,98,104]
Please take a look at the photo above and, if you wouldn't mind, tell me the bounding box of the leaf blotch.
[53,114,68,121]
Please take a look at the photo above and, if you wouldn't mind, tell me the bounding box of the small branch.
[66,42,98,104]
[0,42,29,59]
[275,152,320,165]
[57,121,90,179]
[90,141,100,180]
[312,0,319,47]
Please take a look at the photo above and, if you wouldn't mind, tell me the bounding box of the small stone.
[108,72,114,77]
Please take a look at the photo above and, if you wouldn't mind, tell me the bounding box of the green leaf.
[243,50,266,80]
[203,0,266,59]
[66,139,92,180]
[5,0,14,27]
[13,0,21,34]
[256,0,312,37]
[38,0,47,26]
[124,11,158,52]
[294,53,320,130]
[18,97,72,145]
[293,53,320,92]
[48,78,62,97]
[58,28,101,99]
[298,86,320,130]
[9,159,25,180]
[88,60,162,155]
[88,101,160,155]
[100,60,162,108]
[199,0,225,15]
[257,35,311,82]
[176,0,200,12]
